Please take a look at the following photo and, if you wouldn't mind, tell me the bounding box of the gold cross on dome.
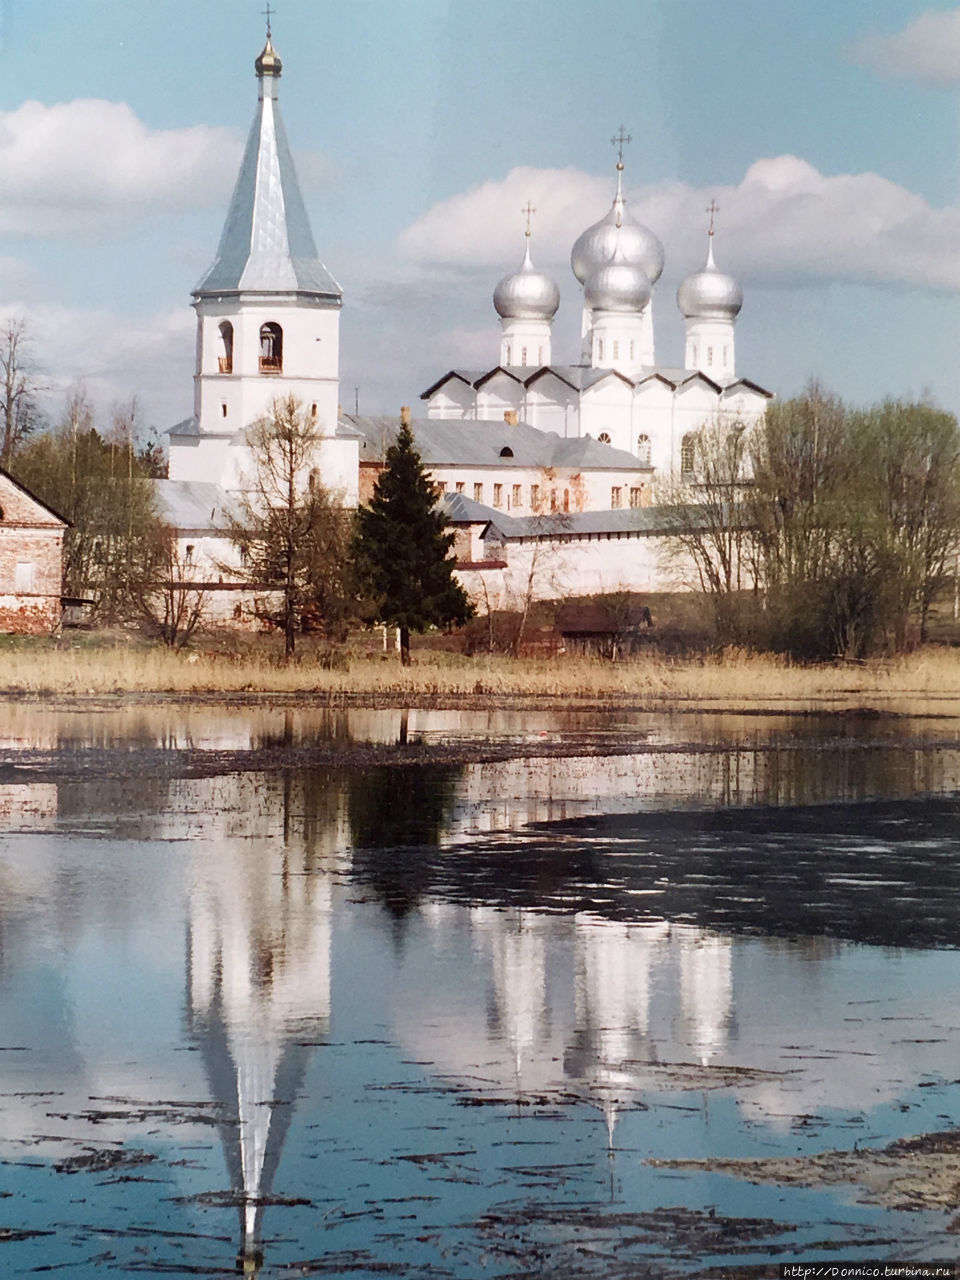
[522,202,536,236]
[263,2,275,37]
[706,199,719,235]
[611,126,632,168]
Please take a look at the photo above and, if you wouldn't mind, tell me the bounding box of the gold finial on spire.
[706,198,719,237]
[255,5,282,78]
[521,201,536,238]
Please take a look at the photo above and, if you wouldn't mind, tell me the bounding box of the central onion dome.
[584,234,652,312]
[493,240,560,320]
[572,192,664,288]
[255,35,283,77]
[677,237,743,319]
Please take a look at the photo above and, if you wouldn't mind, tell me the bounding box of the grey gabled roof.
[153,479,241,532]
[194,81,341,299]
[484,506,680,539]
[344,414,647,473]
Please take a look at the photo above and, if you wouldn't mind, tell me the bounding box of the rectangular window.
[521,346,528,365]
[220,403,228,418]
[613,340,619,360]
[550,489,557,512]
[493,483,503,507]
[629,340,635,360]
[629,486,643,508]
[611,487,622,508]
[530,483,540,509]
[455,481,465,494]
[474,482,483,503]
[511,484,522,508]
[14,561,35,592]
[597,339,604,361]
[185,544,195,565]
[707,346,714,366]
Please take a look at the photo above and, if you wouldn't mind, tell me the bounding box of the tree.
[229,395,353,659]
[654,416,755,643]
[353,415,473,664]
[133,527,208,650]
[0,317,44,466]
[11,389,164,621]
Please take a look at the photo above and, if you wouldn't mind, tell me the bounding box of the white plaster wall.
[500,318,551,368]
[457,530,665,607]
[685,318,736,381]
[194,295,341,439]
[424,381,477,419]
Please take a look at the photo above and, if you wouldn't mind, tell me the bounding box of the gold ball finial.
[255,35,282,77]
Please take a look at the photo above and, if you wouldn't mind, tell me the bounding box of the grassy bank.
[3,637,960,711]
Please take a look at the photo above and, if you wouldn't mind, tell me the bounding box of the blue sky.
[1,0,959,432]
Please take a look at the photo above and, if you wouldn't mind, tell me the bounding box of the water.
[0,706,959,1276]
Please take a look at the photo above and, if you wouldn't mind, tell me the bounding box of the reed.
[3,639,960,709]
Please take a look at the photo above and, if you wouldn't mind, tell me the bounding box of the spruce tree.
[353,418,473,664]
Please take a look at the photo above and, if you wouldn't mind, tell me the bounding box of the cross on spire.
[522,201,536,237]
[611,126,632,171]
[263,2,275,37]
[706,198,719,236]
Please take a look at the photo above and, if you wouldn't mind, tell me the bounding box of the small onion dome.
[572,195,664,287]
[255,36,283,77]
[493,241,560,320]
[584,236,652,312]
[677,237,743,320]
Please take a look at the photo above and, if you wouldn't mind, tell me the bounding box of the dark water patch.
[342,797,960,949]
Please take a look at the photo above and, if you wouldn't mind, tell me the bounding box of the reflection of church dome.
[494,241,560,320]
[572,196,664,287]
[677,237,742,320]
[584,237,651,313]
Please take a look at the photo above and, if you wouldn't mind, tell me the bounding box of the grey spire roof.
[194,46,342,300]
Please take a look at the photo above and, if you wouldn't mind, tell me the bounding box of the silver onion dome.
[677,237,742,320]
[493,241,560,320]
[584,236,651,312]
[572,195,664,288]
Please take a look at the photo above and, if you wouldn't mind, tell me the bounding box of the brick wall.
[0,473,66,634]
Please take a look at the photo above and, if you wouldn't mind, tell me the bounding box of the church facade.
[157,29,772,618]
[421,160,772,472]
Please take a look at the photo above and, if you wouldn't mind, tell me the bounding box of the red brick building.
[0,471,67,634]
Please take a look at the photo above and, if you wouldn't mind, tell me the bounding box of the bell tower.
[171,21,344,486]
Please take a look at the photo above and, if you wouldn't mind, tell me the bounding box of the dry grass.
[3,638,960,711]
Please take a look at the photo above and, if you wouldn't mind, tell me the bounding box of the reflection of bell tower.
[186,775,336,1272]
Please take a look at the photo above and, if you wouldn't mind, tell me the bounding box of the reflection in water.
[1,710,960,1271]
[347,764,463,920]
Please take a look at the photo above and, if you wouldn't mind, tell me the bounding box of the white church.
[156,27,772,614]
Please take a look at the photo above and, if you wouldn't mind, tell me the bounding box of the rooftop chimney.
[400,405,411,426]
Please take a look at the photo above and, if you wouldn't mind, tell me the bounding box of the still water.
[1,706,959,1276]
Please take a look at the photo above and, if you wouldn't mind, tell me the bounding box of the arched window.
[597,338,604,362]
[612,340,620,360]
[636,433,652,465]
[521,345,528,366]
[681,433,697,476]
[217,321,234,374]
[259,322,283,373]
[505,344,512,364]
[499,446,514,458]
[597,431,612,445]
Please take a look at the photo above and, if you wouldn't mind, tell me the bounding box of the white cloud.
[0,99,241,236]
[0,302,195,429]
[847,7,960,86]
[397,157,960,294]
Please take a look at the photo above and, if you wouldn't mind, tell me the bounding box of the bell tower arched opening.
[259,322,283,373]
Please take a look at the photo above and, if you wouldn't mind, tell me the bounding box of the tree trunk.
[399,625,411,665]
